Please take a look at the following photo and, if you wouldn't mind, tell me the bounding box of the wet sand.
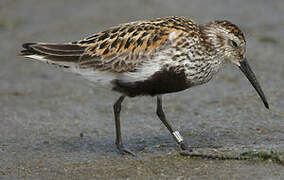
[0,0,283,179]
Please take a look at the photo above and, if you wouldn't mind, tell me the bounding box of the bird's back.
[21,16,200,71]
[20,17,214,97]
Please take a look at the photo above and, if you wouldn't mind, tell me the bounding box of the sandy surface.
[0,0,283,179]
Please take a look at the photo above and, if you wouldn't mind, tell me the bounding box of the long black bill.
[239,59,269,109]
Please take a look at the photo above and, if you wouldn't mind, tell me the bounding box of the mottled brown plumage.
[76,16,198,57]
[20,16,268,155]
[75,17,200,73]
[21,17,201,73]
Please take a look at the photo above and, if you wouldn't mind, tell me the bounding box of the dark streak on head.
[215,20,245,41]
[216,32,225,47]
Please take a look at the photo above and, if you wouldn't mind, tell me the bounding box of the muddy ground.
[0,0,283,179]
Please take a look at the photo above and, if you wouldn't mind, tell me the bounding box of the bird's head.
[201,20,269,109]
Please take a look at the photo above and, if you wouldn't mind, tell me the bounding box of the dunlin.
[20,16,269,155]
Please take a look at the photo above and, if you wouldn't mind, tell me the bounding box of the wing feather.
[20,16,198,73]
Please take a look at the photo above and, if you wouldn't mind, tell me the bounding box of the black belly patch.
[112,69,190,97]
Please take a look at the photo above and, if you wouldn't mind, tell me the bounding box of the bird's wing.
[20,16,199,73]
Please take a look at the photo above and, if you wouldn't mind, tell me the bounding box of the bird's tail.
[20,43,87,68]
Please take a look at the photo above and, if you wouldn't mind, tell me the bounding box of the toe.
[117,146,136,156]
[179,150,194,156]
[180,142,193,152]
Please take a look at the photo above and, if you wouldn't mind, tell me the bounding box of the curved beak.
[239,58,269,109]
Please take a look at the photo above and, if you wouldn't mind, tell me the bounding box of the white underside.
[122,60,162,82]
[70,60,162,86]
[25,54,163,87]
[70,67,118,86]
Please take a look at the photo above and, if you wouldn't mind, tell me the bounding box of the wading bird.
[20,16,269,155]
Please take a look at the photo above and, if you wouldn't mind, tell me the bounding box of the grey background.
[0,0,283,179]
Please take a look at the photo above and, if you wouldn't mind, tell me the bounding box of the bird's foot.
[179,142,193,156]
[116,144,136,156]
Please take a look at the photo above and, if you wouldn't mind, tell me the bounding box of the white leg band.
[173,131,183,143]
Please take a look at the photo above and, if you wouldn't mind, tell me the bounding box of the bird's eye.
[230,40,238,48]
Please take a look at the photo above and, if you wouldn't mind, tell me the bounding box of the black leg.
[113,96,135,156]
[156,95,192,152]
